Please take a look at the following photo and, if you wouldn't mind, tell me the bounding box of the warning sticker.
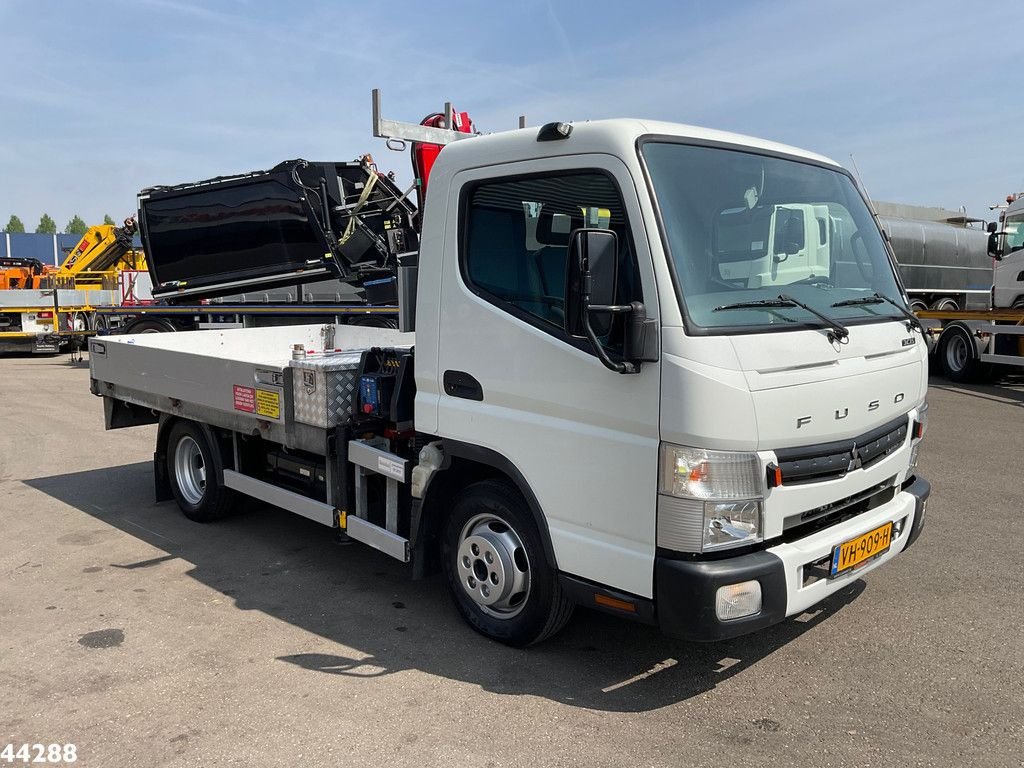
[233,385,255,413]
[255,388,281,419]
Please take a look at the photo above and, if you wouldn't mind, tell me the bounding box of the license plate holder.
[830,521,894,577]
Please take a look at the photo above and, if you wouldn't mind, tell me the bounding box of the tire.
[1012,300,1024,310]
[348,314,398,329]
[441,480,573,646]
[92,313,110,334]
[931,297,960,312]
[165,421,236,522]
[909,299,929,313]
[938,325,982,383]
[125,318,176,334]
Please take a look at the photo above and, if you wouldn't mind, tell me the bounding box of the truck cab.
[992,195,1024,308]
[414,119,929,641]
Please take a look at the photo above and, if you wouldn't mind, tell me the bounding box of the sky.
[0,0,1021,232]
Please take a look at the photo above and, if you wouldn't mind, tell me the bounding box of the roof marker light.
[537,122,573,142]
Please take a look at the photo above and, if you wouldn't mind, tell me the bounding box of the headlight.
[658,444,764,552]
[658,445,763,499]
[704,500,763,550]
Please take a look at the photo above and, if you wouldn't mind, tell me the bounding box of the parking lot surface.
[1,355,1022,767]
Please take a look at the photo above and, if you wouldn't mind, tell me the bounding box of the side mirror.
[987,221,998,233]
[565,228,644,374]
[566,228,619,338]
[988,231,1004,260]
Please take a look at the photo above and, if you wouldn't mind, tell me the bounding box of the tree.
[36,214,57,235]
[3,215,25,233]
[65,215,88,236]
[103,214,116,226]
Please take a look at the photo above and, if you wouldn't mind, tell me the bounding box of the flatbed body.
[91,323,416,561]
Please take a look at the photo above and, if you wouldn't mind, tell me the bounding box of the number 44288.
[0,745,77,764]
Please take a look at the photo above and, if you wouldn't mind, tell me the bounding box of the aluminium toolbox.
[290,350,365,429]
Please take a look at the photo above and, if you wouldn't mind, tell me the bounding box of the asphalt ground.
[1,354,1022,767]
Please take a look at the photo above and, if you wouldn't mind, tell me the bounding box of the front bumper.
[656,476,930,642]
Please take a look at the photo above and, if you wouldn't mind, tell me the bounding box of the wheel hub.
[946,334,968,371]
[456,514,530,617]
[174,436,207,506]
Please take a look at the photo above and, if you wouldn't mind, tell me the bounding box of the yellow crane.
[50,218,147,289]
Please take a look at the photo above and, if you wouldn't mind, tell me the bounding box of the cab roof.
[437,118,841,171]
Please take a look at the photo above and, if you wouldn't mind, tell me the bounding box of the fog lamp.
[715,580,762,621]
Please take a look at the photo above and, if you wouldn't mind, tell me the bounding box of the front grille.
[775,416,909,486]
[783,476,898,539]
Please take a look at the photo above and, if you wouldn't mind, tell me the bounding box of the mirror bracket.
[583,303,638,374]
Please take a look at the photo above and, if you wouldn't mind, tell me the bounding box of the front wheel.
[442,480,573,646]
[166,421,236,522]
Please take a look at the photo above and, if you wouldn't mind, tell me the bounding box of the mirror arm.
[582,301,640,375]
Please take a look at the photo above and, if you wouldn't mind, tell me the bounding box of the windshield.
[642,141,905,332]
[1004,212,1024,255]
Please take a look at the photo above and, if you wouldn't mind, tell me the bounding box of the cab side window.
[462,172,639,352]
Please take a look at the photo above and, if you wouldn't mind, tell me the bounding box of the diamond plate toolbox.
[289,350,364,429]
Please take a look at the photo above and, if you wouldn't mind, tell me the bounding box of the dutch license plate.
[830,521,893,576]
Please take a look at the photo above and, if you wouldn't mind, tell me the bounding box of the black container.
[138,160,418,302]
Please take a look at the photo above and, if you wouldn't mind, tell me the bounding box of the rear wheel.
[348,314,398,329]
[909,299,929,313]
[931,297,960,312]
[938,325,983,382]
[125,318,177,334]
[166,421,235,522]
[442,480,572,646]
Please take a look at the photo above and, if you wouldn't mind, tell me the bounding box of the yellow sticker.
[255,388,281,419]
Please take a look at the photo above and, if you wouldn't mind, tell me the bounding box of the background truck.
[921,194,1024,381]
[715,202,993,314]
[89,93,930,646]
[878,216,992,312]
[0,220,143,352]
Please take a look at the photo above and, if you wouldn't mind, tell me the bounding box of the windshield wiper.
[713,298,795,311]
[714,294,850,343]
[831,293,922,332]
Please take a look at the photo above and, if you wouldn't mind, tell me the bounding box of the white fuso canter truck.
[90,106,930,646]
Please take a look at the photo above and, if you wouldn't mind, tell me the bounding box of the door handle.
[443,370,483,401]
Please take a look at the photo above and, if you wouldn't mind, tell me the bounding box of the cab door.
[434,155,661,598]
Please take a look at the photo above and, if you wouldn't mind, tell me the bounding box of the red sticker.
[233,385,255,413]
